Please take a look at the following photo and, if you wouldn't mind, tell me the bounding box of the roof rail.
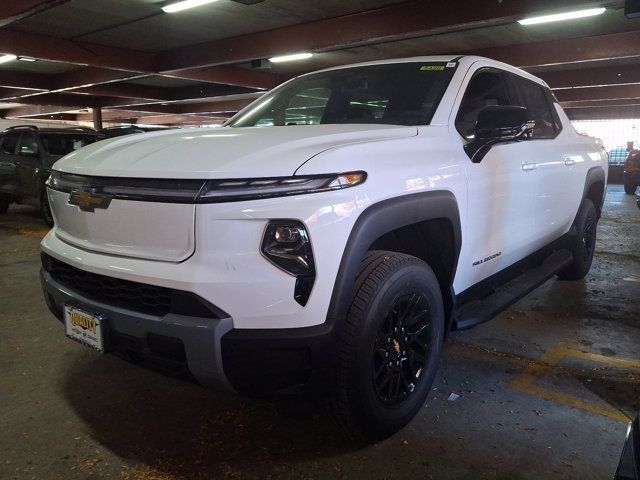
[68,126,97,132]
[4,125,39,132]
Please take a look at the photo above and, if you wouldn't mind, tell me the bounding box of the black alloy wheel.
[373,293,431,406]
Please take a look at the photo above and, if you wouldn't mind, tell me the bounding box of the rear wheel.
[624,181,637,195]
[558,199,597,281]
[330,251,444,440]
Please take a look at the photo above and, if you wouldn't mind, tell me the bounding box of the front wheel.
[624,181,637,195]
[558,199,597,281]
[330,251,444,440]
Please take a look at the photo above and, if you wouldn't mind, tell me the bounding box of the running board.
[452,249,573,330]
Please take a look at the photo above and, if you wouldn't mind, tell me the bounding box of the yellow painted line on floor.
[508,347,640,423]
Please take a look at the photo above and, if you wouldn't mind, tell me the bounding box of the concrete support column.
[92,107,102,130]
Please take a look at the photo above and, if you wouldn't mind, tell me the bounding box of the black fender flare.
[325,190,462,324]
[580,166,606,218]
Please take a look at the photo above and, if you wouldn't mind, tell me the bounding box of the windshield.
[228,62,457,128]
[40,134,101,156]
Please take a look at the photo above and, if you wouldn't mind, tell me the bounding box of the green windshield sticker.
[420,65,445,71]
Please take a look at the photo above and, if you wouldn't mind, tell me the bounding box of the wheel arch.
[582,166,606,218]
[325,190,462,330]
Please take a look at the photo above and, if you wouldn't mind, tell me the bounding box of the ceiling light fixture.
[0,54,17,64]
[162,0,219,13]
[17,56,37,62]
[269,52,313,63]
[518,7,606,25]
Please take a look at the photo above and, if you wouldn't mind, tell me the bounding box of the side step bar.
[452,249,573,330]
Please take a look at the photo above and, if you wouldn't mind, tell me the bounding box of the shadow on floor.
[62,354,360,478]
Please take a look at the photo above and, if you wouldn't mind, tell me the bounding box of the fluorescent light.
[17,56,37,62]
[0,54,17,64]
[162,0,219,13]
[269,52,313,63]
[518,8,606,25]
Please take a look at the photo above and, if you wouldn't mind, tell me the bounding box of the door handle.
[564,158,576,166]
[522,162,538,171]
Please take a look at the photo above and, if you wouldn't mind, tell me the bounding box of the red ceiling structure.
[0,0,638,126]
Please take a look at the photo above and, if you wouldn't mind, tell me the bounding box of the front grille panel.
[44,254,171,316]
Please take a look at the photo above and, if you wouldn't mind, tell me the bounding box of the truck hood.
[53,124,417,179]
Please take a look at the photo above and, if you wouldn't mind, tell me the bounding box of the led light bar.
[162,0,219,13]
[518,8,606,25]
[269,52,313,63]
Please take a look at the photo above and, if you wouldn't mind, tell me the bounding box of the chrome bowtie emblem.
[68,188,112,212]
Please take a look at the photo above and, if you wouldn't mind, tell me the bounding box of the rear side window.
[455,68,513,140]
[509,74,559,139]
[40,134,99,155]
[0,132,20,155]
[18,132,40,156]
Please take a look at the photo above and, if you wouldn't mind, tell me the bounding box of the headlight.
[196,171,366,203]
[261,220,315,306]
[48,171,366,204]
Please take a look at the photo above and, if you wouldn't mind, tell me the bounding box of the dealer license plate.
[64,305,105,352]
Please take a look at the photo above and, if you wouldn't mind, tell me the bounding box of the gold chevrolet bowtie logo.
[68,189,112,212]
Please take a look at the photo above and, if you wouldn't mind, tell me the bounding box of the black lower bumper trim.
[221,324,335,396]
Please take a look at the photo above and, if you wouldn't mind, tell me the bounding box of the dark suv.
[0,125,103,225]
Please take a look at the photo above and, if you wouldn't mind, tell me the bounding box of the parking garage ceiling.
[0,0,639,126]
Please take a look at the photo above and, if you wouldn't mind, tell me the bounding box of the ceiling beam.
[0,70,51,91]
[0,29,157,72]
[472,29,640,68]
[3,104,81,118]
[164,66,278,90]
[561,98,640,108]
[157,0,609,71]
[555,84,640,103]
[540,64,640,90]
[0,0,69,28]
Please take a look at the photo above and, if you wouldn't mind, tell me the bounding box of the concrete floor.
[1,185,639,480]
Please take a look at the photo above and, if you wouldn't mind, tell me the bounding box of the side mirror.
[465,106,534,163]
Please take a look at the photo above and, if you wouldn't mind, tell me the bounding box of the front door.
[452,66,539,293]
[15,132,43,200]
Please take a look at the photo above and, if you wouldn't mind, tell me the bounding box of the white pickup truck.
[40,55,607,439]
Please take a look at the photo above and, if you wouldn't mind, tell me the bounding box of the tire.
[624,181,637,195]
[40,187,54,227]
[0,197,8,214]
[330,250,444,440]
[558,199,597,281]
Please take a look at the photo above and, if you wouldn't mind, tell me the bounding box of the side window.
[0,132,20,155]
[284,87,330,125]
[510,75,559,139]
[17,132,40,156]
[455,69,512,140]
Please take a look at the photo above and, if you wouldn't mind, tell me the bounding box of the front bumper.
[41,264,336,396]
[41,268,233,391]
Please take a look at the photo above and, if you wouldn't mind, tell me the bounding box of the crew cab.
[0,125,103,225]
[40,56,607,439]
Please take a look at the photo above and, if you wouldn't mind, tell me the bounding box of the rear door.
[0,131,21,196]
[16,131,44,199]
[507,74,574,243]
[453,66,540,291]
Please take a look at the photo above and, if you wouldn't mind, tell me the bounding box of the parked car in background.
[99,125,172,138]
[0,125,103,226]
[609,147,630,165]
[623,149,640,194]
